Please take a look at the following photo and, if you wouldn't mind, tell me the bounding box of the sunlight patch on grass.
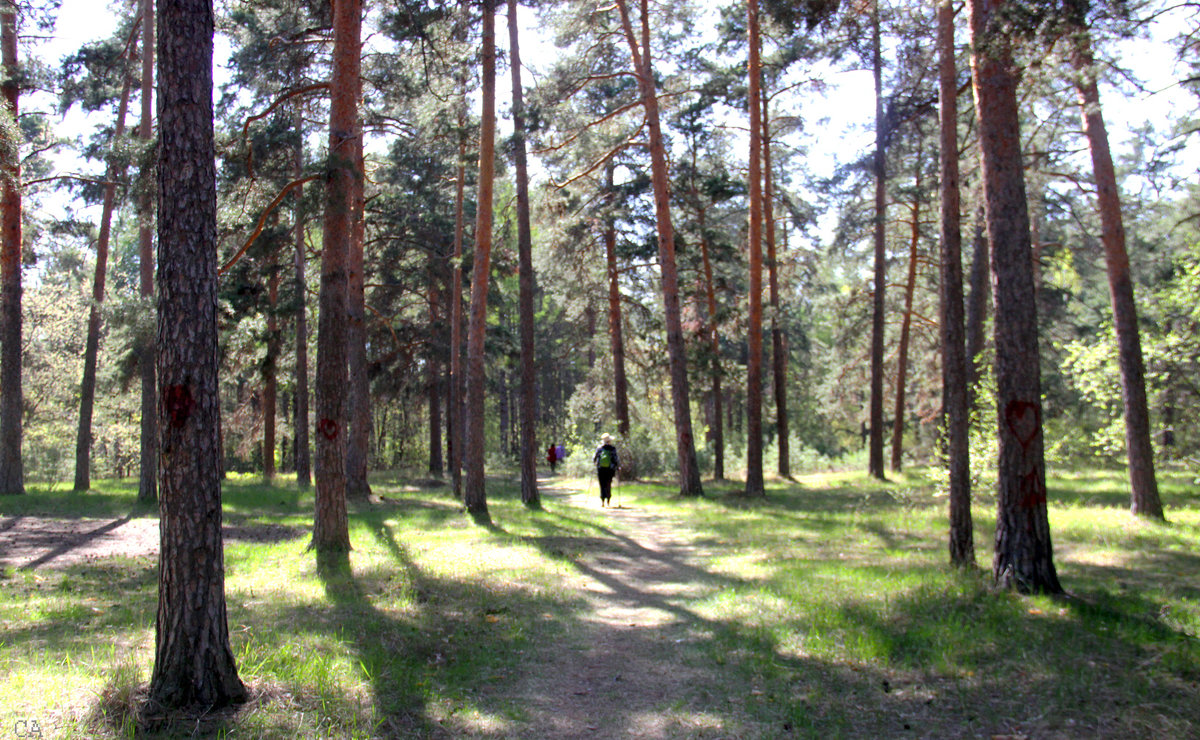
[440,705,516,735]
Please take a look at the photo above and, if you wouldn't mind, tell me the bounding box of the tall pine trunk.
[615,0,703,497]
[464,0,497,520]
[312,0,360,555]
[1070,29,1163,520]
[509,0,539,508]
[744,0,766,497]
[148,0,245,708]
[292,115,311,489]
[427,272,443,476]
[698,208,724,481]
[605,164,631,439]
[868,0,887,480]
[964,203,989,403]
[75,45,136,492]
[136,0,157,504]
[448,94,467,500]
[891,145,923,473]
[762,90,788,479]
[262,268,279,481]
[970,0,1061,593]
[939,0,974,567]
[346,127,371,501]
[0,3,23,496]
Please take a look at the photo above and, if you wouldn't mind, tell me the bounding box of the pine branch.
[218,174,321,276]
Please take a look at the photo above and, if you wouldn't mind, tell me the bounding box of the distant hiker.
[593,433,619,507]
[547,444,558,474]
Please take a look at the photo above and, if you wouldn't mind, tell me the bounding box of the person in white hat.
[592,433,620,507]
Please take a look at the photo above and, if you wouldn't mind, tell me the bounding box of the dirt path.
[483,480,740,740]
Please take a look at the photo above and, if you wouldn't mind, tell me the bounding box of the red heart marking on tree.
[1004,400,1041,449]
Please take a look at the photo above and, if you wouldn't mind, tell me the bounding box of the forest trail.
[472,477,740,740]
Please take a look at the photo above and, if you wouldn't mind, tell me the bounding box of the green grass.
[2,468,1199,737]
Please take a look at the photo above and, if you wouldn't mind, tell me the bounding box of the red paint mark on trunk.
[164,384,195,428]
[318,418,339,440]
[1004,400,1041,449]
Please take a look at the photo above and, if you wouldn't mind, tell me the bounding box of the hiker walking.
[547,444,558,474]
[593,433,619,507]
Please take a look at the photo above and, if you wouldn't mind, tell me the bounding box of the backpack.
[597,447,615,469]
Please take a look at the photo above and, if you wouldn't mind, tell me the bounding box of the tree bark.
[614,0,703,497]
[136,0,157,504]
[448,65,468,500]
[1070,29,1163,520]
[148,0,245,709]
[509,0,539,508]
[313,0,360,554]
[604,164,631,440]
[939,0,974,567]
[464,0,497,520]
[345,124,371,501]
[868,0,887,481]
[75,42,136,492]
[970,0,1061,593]
[0,3,23,496]
[292,113,311,489]
[698,208,724,481]
[763,89,788,479]
[964,203,989,404]
[891,144,923,473]
[427,273,443,476]
[262,267,279,482]
[744,0,766,497]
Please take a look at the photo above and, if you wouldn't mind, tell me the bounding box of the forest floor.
[3,470,1199,739]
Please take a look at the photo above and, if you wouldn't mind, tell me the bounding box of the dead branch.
[24,174,118,189]
[219,174,321,276]
[532,98,643,156]
[242,83,330,178]
[550,127,647,190]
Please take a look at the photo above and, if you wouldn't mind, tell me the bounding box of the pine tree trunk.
[762,91,788,479]
[939,0,974,567]
[744,0,766,497]
[615,0,703,497]
[891,156,922,473]
[313,0,360,554]
[428,275,443,476]
[604,165,631,440]
[964,204,989,403]
[262,268,279,482]
[136,0,157,504]
[449,80,468,501]
[970,0,1061,593]
[509,0,539,508]
[464,0,497,520]
[868,0,887,481]
[345,127,371,501]
[75,50,136,492]
[1070,30,1163,520]
[698,210,724,481]
[0,4,23,496]
[292,118,311,489]
[148,0,245,708]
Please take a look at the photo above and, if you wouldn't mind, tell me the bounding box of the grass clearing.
[2,468,1198,737]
